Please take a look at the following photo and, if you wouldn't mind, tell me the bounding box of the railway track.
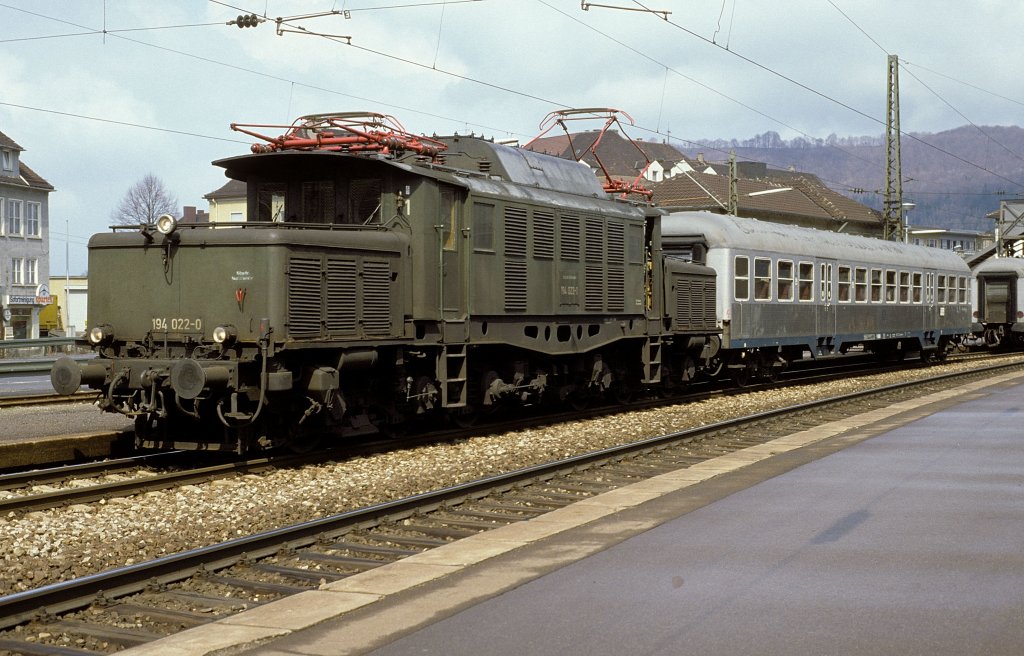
[0,359,1020,654]
[0,352,1000,515]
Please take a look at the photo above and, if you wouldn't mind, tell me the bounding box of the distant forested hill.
[685,125,1024,231]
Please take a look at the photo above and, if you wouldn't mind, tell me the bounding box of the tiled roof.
[526,130,694,176]
[650,170,879,227]
[204,178,246,199]
[0,130,24,151]
[16,161,55,191]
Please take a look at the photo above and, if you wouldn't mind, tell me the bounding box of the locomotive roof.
[215,135,610,199]
[973,256,1024,276]
[662,211,971,272]
[214,136,643,219]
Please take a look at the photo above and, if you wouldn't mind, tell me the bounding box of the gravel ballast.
[2,356,1022,597]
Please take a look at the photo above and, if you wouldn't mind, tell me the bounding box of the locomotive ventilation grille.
[675,278,716,330]
[504,207,528,311]
[287,257,323,336]
[288,256,392,338]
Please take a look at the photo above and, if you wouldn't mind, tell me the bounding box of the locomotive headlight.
[156,213,178,236]
[212,324,238,345]
[88,324,114,345]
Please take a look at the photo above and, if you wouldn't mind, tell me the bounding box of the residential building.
[0,130,54,340]
[204,179,246,222]
[525,130,883,236]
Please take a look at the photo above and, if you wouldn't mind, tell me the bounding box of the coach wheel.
[730,365,751,388]
[450,405,479,428]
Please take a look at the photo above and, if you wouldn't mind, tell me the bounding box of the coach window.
[912,272,923,303]
[870,268,882,302]
[473,202,495,251]
[885,270,897,303]
[798,262,814,301]
[855,267,868,302]
[937,275,946,303]
[899,271,910,303]
[754,257,772,301]
[838,266,852,302]
[734,256,750,301]
[777,260,794,301]
[959,276,968,303]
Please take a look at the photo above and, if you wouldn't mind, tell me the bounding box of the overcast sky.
[2,0,1022,275]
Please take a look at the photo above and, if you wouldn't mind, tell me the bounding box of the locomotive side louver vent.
[288,257,323,337]
[584,217,603,263]
[676,280,693,328]
[504,207,528,257]
[504,206,528,311]
[362,260,392,335]
[533,210,554,259]
[504,259,528,311]
[560,214,580,261]
[585,266,604,311]
[676,279,716,330]
[607,223,625,311]
[326,259,358,334]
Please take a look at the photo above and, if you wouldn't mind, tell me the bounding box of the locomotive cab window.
[754,257,771,301]
[301,181,335,223]
[734,255,750,301]
[349,178,383,224]
[473,202,495,252]
[441,189,457,251]
[257,183,287,222]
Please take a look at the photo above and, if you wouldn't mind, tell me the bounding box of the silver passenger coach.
[661,211,972,368]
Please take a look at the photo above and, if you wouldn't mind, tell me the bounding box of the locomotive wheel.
[450,405,479,428]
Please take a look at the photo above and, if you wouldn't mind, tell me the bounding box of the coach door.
[819,260,836,345]
[923,270,937,329]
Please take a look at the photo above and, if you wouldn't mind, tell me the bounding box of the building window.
[25,202,40,237]
[26,259,37,285]
[1,150,12,171]
[11,258,23,285]
[6,199,22,235]
[229,211,243,221]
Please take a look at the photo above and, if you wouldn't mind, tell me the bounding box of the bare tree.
[111,173,179,225]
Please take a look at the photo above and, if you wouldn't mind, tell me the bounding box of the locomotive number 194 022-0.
[152,317,203,331]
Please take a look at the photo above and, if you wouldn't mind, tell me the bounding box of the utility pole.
[883,54,904,241]
[728,150,738,215]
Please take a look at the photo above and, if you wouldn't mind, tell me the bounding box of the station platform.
[125,370,1024,656]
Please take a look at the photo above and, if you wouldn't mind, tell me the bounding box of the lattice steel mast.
[883,54,904,241]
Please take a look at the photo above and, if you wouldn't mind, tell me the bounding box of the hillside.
[685,125,1024,232]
